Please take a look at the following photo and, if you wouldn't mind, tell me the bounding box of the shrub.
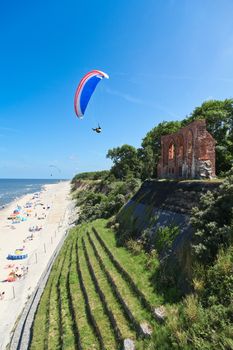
[74,176,141,224]
[191,168,233,264]
[125,239,144,255]
[153,224,180,254]
[151,295,233,350]
[72,170,110,183]
[145,249,159,271]
[202,246,233,307]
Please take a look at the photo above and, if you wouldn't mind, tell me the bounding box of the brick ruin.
[157,120,216,179]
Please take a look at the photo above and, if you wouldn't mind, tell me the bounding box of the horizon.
[1,0,233,178]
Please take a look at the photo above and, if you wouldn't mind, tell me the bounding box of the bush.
[153,224,180,253]
[74,177,141,224]
[72,170,110,183]
[125,239,144,255]
[191,168,233,264]
[151,295,233,350]
[150,244,233,349]
[202,246,233,307]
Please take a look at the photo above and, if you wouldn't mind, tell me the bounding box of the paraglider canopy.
[49,165,61,177]
[49,165,61,173]
[74,70,109,118]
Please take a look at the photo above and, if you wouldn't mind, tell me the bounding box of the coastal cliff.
[117,179,221,229]
[117,180,221,285]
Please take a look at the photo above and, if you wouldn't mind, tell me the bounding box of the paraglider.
[92,124,102,133]
[49,165,61,177]
[74,70,109,126]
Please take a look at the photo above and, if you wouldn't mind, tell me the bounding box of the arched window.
[177,135,184,159]
[168,142,175,160]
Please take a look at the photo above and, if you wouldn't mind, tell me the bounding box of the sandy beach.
[0,181,73,350]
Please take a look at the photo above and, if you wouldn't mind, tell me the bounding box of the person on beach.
[15,272,22,279]
[5,264,14,269]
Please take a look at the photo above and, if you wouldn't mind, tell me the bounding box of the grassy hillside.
[30,220,164,350]
[30,168,233,349]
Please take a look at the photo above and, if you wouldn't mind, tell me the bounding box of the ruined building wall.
[157,120,216,179]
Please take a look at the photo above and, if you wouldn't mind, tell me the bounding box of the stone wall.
[157,120,216,179]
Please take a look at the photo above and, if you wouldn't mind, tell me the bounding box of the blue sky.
[1,0,233,179]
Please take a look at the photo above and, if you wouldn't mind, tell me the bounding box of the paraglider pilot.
[92,124,102,133]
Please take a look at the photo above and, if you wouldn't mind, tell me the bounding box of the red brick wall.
[157,120,216,179]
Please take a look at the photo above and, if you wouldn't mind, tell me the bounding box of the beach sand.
[0,181,73,349]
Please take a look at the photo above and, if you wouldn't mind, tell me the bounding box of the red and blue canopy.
[74,70,109,118]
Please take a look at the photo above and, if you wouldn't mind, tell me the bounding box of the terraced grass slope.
[30,219,163,350]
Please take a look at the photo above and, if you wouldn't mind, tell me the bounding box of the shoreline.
[0,180,65,210]
[0,181,73,349]
[10,202,75,349]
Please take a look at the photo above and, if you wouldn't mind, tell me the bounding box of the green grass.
[90,219,162,306]
[30,238,71,350]
[69,231,98,350]
[84,234,135,340]
[88,229,153,323]
[58,240,76,349]
[78,235,117,349]
[29,272,53,349]
[30,221,163,349]
[46,251,68,350]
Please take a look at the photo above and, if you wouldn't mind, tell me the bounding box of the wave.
[0,179,59,207]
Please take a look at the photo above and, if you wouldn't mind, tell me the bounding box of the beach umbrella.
[6,276,16,282]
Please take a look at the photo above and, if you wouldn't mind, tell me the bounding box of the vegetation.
[150,245,233,350]
[73,177,141,224]
[70,100,233,194]
[106,144,142,180]
[182,99,233,175]
[144,169,233,349]
[104,99,233,180]
[71,170,110,182]
[32,175,233,349]
[152,224,180,254]
[30,220,163,349]
[191,167,233,264]
[32,98,233,349]
[139,120,181,179]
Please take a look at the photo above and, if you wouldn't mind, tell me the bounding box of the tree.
[182,99,233,175]
[106,144,142,179]
[139,121,181,179]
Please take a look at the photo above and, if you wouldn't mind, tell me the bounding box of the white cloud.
[104,87,144,105]
[105,86,177,118]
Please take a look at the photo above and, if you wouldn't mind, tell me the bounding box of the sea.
[0,179,61,207]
